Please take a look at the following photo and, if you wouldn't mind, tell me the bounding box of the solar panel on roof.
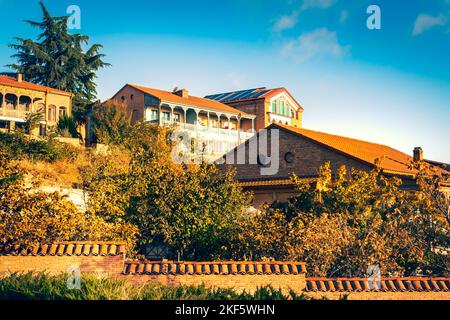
[222,89,254,102]
[204,87,268,102]
[250,90,270,98]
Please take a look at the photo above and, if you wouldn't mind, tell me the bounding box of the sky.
[1,0,449,162]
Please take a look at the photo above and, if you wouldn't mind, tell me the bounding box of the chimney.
[413,147,423,162]
[173,88,189,98]
[17,73,23,83]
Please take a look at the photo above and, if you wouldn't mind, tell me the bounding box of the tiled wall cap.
[123,261,307,276]
[0,242,127,256]
[306,278,450,292]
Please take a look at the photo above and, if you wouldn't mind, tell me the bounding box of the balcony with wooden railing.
[0,104,32,121]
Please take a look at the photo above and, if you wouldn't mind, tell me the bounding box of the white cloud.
[282,27,350,62]
[412,14,446,36]
[272,0,338,32]
[301,0,337,10]
[273,13,300,32]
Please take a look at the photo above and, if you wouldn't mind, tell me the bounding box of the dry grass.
[18,155,89,188]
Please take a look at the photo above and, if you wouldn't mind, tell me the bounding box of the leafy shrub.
[0,131,78,162]
[58,115,79,138]
[92,101,132,145]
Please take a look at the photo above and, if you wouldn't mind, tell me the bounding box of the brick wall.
[111,85,146,123]
[123,274,306,295]
[222,128,371,182]
[1,243,449,300]
[0,255,124,276]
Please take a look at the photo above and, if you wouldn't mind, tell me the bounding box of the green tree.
[8,1,109,120]
[23,109,44,134]
[91,101,132,145]
[58,115,79,138]
[0,151,137,248]
[81,124,251,260]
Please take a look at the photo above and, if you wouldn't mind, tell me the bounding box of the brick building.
[105,84,256,162]
[220,123,450,207]
[0,74,73,136]
[205,87,303,131]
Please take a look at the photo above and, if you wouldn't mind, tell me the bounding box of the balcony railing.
[0,106,29,120]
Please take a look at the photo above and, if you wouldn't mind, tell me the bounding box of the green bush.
[0,131,79,162]
[0,273,311,300]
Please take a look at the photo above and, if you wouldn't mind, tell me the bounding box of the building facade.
[205,87,303,131]
[0,74,73,135]
[220,123,450,207]
[108,84,256,162]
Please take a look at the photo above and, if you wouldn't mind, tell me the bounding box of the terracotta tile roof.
[0,242,126,256]
[123,261,307,275]
[128,84,253,117]
[271,123,450,177]
[306,277,450,292]
[0,75,72,96]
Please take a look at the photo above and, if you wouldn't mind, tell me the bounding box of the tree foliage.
[0,151,137,248]
[234,162,449,277]
[8,1,109,120]
[23,109,44,134]
[81,124,251,260]
[91,101,132,145]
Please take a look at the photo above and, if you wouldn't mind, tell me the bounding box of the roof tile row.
[306,278,450,292]
[0,242,126,257]
[124,261,307,275]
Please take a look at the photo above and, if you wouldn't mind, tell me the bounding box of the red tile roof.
[128,84,253,117]
[259,87,303,111]
[0,242,126,256]
[0,75,72,96]
[123,261,307,275]
[306,277,450,292]
[271,123,450,177]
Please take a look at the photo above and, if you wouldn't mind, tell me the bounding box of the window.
[162,112,170,122]
[149,109,159,122]
[173,113,181,122]
[48,105,56,122]
[59,107,67,118]
[284,152,294,163]
[121,96,125,101]
[271,100,276,113]
[130,94,134,100]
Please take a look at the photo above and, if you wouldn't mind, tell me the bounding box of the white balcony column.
[207,112,210,130]
[0,90,5,116]
[181,107,187,129]
[194,109,200,136]
[17,95,21,117]
[170,106,174,124]
[30,96,34,113]
[237,116,241,143]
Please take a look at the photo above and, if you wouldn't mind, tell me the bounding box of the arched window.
[19,96,32,112]
[0,93,3,108]
[48,105,57,122]
[5,94,17,109]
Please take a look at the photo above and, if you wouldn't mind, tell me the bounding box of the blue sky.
[1,0,449,162]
